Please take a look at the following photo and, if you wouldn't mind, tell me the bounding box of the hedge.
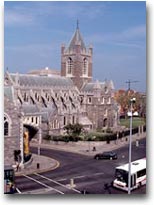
[43,125,146,143]
[43,134,82,142]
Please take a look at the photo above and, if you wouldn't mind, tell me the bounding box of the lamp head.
[130,98,136,103]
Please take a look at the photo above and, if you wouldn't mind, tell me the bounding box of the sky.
[4,1,146,92]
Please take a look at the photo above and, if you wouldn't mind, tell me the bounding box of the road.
[15,138,146,194]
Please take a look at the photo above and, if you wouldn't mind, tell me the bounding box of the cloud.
[121,25,146,39]
[85,24,146,49]
[59,2,106,19]
[5,43,61,72]
[4,1,107,27]
[5,9,35,26]
[5,43,57,54]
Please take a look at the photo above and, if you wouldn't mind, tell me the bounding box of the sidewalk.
[15,154,59,176]
[31,132,146,156]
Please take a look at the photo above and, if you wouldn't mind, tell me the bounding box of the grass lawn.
[120,117,145,128]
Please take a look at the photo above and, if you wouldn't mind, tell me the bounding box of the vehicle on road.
[94,151,117,160]
[113,158,146,191]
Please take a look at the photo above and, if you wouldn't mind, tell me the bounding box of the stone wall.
[4,97,20,166]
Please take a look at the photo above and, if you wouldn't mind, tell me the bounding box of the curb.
[15,156,60,176]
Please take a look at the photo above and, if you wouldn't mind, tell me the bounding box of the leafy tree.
[64,123,83,137]
[115,90,146,118]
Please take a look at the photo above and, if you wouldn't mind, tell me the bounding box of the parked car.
[94,151,117,160]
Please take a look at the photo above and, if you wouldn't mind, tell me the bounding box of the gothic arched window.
[4,115,10,136]
[83,58,88,76]
[63,116,66,126]
[72,116,75,124]
[24,92,28,102]
[67,57,73,75]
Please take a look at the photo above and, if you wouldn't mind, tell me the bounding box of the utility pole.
[125,80,139,91]
[128,98,136,194]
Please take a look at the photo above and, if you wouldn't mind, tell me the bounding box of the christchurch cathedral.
[4,24,118,166]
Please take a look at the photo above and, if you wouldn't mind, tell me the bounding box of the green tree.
[64,123,83,137]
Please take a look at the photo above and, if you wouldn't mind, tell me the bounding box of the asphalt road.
[15,138,146,194]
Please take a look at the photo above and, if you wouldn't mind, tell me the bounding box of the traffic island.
[15,154,59,176]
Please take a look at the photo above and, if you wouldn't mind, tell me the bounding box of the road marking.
[75,175,86,179]
[22,174,64,194]
[93,172,104,176]
[16,187,22,194]
[57,178,67,182]
[35,173,81,194]
[57,172,104,181]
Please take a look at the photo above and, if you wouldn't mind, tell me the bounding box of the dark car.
[94,151,117,160]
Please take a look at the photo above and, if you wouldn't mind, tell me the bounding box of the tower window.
[67,57,73,75]
[83,58,88,76]
[88,97,92,103]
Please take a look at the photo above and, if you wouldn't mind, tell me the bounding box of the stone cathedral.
[4,24,118,166]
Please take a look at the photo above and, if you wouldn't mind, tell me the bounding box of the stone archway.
[23,125,38,162]
[24,124,38,141]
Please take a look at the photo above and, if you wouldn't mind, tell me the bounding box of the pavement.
[15,154,59,176]
[15,132,146,177]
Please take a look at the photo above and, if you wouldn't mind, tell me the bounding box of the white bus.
[113,158,146,191]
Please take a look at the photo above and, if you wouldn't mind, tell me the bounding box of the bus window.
[137,169,146,178]
[115,169,128,184]
[131,174,136,187]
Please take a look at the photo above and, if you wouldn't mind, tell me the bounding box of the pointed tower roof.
[67,21,86,51]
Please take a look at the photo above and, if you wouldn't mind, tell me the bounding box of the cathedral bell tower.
[61,21,93,90]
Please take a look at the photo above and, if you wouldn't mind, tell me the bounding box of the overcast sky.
[4,1,146,92]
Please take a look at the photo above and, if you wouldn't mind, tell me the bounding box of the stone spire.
[67,21,86,51]
[76,19,79,29]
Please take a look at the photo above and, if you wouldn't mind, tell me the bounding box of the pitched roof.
[20,103,57,122]
[9,73,74,87]
[21,104,40,114]
[81,80,115,92]
[67,27,86,51]
[79,116,92,125]
[81,82,105,92]
[4,86,14,102]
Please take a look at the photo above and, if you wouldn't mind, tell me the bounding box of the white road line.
[57,172,104,181]
[16,187,22,194]
[74,175,86,179]
[23,174,64,194]
[93,172,104,176]
[35,173,81,194]
[57,178,67,182]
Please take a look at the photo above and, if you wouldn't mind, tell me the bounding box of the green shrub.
[84,131,117,142]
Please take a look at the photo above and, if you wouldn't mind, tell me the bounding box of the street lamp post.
[38,116,42,156]
[19,112,24,166]
[128,98,136,194]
